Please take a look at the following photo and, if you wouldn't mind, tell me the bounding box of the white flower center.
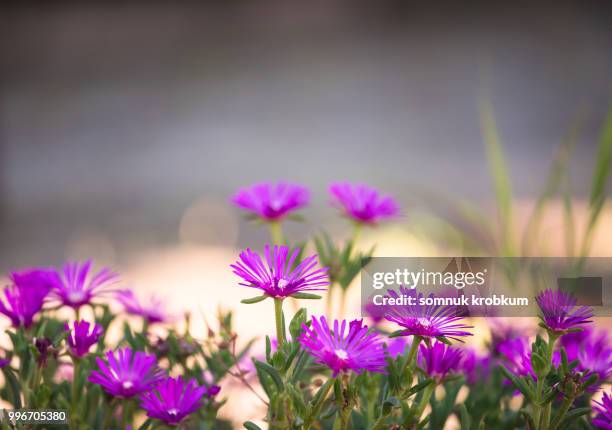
[122,381,134,390]
[278,279,289,289]
[167,408,178,416]
[68,291,86,303]
[335,349,348,360]
[417,318,432,328]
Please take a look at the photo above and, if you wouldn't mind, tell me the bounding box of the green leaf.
[388,330,406,338]
[138,419,154,430]
[2,367,22,408]
[500,366,533,401]
[402,379,433,399]
[480,97,515,256]
[241,295,268,304]
[254,361,284,392]
[243,421,263,430]
[289,308,307,339]
[459,404,471,429]
[560,407,591,427]
[289,293,321,300]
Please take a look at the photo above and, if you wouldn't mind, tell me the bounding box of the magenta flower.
[419,341,463,382]
[460,347,491,385]
[65,320,103,357]
[593,391,612,430]
[49,260,119,309]
[329,182,400,224]
[384,287,473,341]
[498,337,536,379]
[299,316,387,376]
[231,245,329,298]
[116,290,167,324]
[561,328,611,390]
[140,376,207,426]
[0,269,53,328]
[535,289,593,333]
[203,385,221,398]
[89,348,165,398]
[232,182,309,221]
[384,337,409,359]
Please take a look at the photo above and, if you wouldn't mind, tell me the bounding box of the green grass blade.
[479,97,514,256]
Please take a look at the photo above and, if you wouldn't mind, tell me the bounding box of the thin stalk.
[412,382,435,422]
[401,336,422,379]
[70,358,80,430]
[269,221,284,245]
[101,398,116,429]
[540,402,551,430]
[352,222,363,245]
[304,380,334,429]
[121,398,131,429]
[274,298,285,346]
[533,378,544,427]
[547,396,573,430]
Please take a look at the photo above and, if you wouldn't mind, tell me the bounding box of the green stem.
[412,382,435,423]
[352,222,363,245]
[401,336,422,379]
[304,380,334,429]
[532,378,544,427]
[274,298,285,346]
[121,398,131,429]
[75,306,81,321]
[70,358,80,430]
[547,396,573,430]
[540,402,551,430]
[269,221,284,245]
[101,399,115,429]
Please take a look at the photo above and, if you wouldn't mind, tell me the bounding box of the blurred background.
[1,1,612,425]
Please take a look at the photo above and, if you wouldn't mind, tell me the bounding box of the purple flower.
[232,182,309,221]
[487,317,533,357]
[419,341,463,382]
[535,289,593,333]
[299,316,387,376]
[65,320,103,357]
[0,269,53,328]
[329,182,400,224]
[231,245,329,298]
[140,376,207,426]
[89,348,165,398]
[384,287,473,341]
[593,391,612,430]
[384,337,409,359]
[461,347,491,385]
[498,337,536,379]
[561,328,611,390]
[203,384,221,398]
[49,260,119,309]
[116,290,167,324]
[0,355,9,368]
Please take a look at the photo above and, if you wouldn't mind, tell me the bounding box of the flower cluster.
[0,181,609,430]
